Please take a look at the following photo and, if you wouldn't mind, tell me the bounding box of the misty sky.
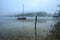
[0,0,60,16]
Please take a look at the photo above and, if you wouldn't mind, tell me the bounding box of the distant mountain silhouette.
[8,11,52,17]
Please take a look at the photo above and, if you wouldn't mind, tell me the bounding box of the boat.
[17,4,26,20]
[17,16,26,20]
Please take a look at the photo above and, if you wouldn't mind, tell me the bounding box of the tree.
[57,4,60,7]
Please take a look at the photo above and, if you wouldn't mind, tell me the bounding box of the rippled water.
[0,17,59,40]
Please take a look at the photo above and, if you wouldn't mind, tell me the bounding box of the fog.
[0,0,60,16]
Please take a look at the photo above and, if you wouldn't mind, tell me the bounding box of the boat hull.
[17,18,26,20]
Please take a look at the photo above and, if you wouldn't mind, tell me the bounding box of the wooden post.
[35,16,37,40]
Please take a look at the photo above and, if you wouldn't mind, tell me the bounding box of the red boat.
[17,4,26,20]
[17,17,26,20]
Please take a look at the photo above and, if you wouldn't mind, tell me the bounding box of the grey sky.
[0,0,60,16]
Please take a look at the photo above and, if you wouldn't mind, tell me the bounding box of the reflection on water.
[0,17,60,40]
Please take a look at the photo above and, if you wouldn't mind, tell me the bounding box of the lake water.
[0,17,59,40]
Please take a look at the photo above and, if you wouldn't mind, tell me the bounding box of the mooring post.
[35,16,37,31]
[35,16,37,40]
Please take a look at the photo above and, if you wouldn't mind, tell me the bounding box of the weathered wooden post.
[35,16,37,40]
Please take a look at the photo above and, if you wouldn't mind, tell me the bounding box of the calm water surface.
[0,17,59,40]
